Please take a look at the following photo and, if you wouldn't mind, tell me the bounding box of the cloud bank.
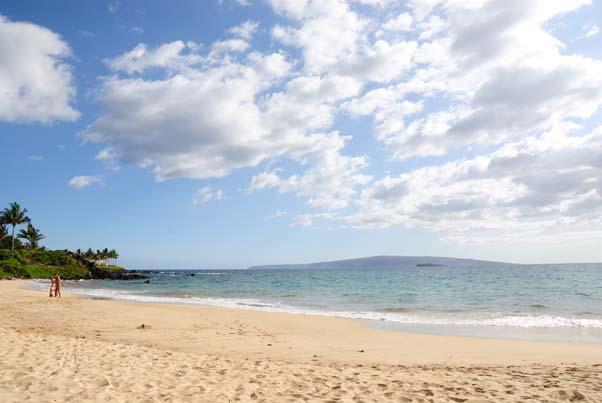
[84,0,602,243]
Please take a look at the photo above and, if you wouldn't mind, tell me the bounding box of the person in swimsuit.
[49,276,54,297]
[53,274,61,298]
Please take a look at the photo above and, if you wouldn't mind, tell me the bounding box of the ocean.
[48,263,602,343]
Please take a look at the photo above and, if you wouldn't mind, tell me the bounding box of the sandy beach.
[0,280,601,402]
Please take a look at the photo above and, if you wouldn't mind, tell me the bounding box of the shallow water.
[47,263,602,342]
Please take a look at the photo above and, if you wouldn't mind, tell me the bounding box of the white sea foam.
[53,284,602,329]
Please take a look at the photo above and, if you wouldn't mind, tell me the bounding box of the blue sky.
[1,0,602,268]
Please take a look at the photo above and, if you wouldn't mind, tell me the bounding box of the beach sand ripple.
[2,329,602,402]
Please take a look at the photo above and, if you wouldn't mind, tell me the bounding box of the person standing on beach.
[49,276,54,297]
[53,274,61,298]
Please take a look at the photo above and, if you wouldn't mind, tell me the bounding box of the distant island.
[250,255,511,270]
[0,201,145,280]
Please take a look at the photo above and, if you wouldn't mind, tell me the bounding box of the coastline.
[2,280,602,402]
[38,277,602,344]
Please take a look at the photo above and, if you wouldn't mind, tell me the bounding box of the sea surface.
[45,263,602,342]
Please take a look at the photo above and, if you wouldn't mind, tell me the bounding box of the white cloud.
[339,39,417,83]
[84,0,602,248]
[193,186,224,204]
[270,0,367,73]
[584,25,600,38]
[105,41,194,73]
[249,133,371,209]
[247,51,292,79]
[85,37,360,184]
[26,155,43,161]
[229,20,260,39]
[269,1,417,84]
[210,38,250,55]
[351,0,602,160]
[383,12,413,31]
[291,212,337,227]
[346,124,602,242]
[351,0,393,6]
[68,176,103,189]
[0,15,78,123]
[416,15,446,40]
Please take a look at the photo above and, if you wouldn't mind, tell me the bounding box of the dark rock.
[71,253,148,280]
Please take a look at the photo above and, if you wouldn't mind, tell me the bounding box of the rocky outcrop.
[72,253,148,280]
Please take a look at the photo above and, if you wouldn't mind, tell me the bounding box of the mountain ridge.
[249,255,514,270]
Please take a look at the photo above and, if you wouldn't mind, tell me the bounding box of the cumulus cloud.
[83,0,602,244]
[249,133,371,209]
[346,125,602,242]
[0,15,78,123]
[383,12,413,31]
[269,0,416,83]
[68,176,103,189]
[270,0,367,73]
[362,0,602,160]
[105,41,198,73]
[229,20,260,39]
[84,33,362,189]
[193,186,224,204]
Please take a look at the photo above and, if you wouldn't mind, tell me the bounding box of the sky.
[1,0,602,269]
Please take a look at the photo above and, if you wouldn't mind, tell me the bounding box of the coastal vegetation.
[0,201,141,280]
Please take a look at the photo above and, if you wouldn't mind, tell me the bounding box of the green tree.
[0,202,31,251]
[109,249,119,265]
[84,248,94,261]
[18,223,45,250]
[102,248,109,266]
[0,224,8,249]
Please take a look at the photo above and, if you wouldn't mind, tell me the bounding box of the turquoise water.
[60,263,602,341]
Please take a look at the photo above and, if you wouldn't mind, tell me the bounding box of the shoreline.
[5,279,602,365]
[33,278,602,345]
[2,280,602,401]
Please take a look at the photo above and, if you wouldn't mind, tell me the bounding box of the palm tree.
[84,248,94,261]
[18,223,45,250]
[0,202,30,251]
[109,249,119,266]
[102,248,109,266]
[0,224,8,248]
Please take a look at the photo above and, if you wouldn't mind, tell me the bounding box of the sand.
[0,280,601,402]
